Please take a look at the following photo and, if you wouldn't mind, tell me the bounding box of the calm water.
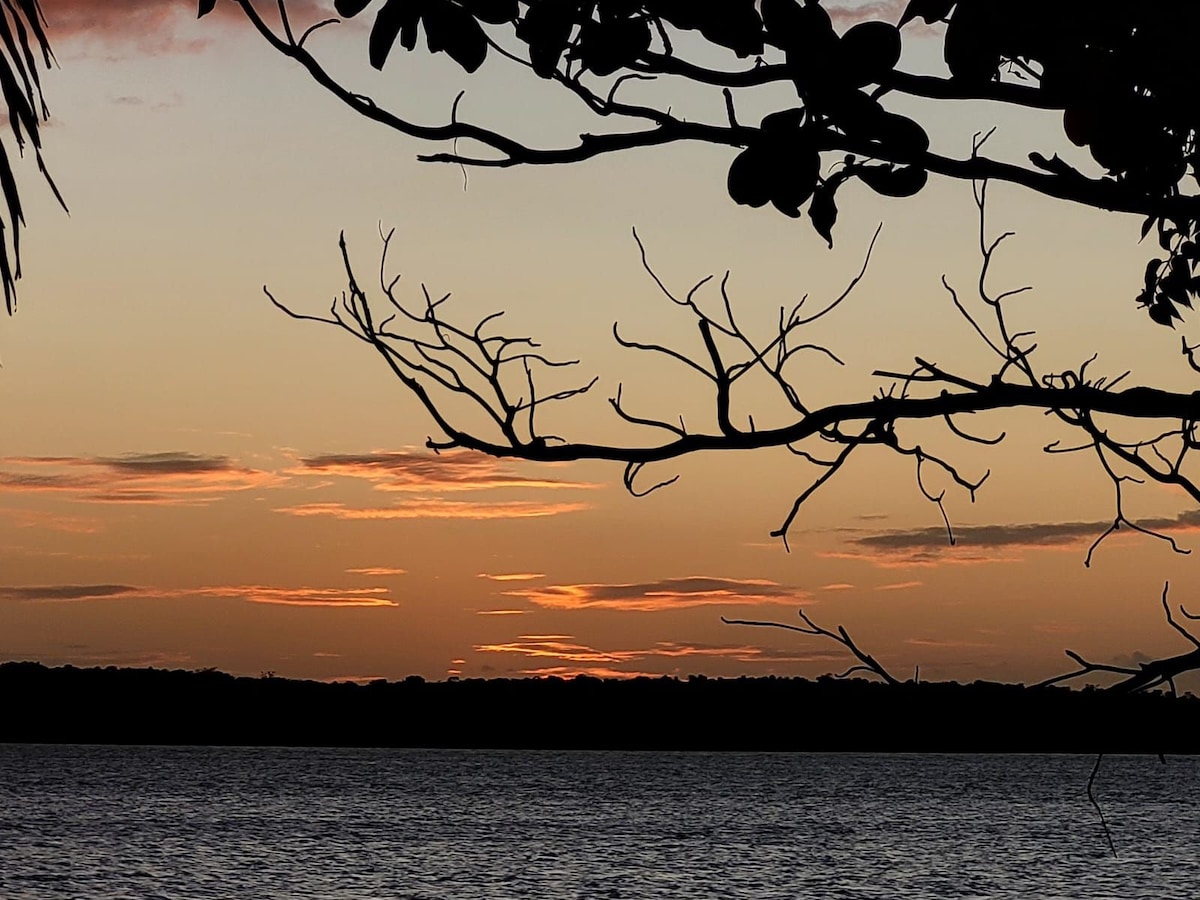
[1,747,1197,899]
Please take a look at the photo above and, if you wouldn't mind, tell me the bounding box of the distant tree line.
[3,662,1197,752]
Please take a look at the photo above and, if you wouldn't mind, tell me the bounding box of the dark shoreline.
[3,661,1196,752]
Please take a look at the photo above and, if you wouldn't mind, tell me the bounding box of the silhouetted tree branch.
[233,0,1200,694]
[722,609,903,685]
[1037,582,1200,696]
[267,185,1200,568]
[219,0,1200,325]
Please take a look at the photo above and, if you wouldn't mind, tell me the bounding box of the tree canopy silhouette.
[0,0,59,314]
[217,0,1200,324]
[218,0,1200,689]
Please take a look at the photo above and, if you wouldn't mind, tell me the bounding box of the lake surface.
[1,747,1197,899]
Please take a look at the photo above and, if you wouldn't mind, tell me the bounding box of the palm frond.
[0,0,58,314]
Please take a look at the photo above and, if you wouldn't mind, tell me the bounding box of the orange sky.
[2,0,1199,688]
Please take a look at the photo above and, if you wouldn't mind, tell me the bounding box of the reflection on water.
[0,747,1197,899]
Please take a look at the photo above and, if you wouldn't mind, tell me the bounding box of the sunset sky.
[2,0,1199,686]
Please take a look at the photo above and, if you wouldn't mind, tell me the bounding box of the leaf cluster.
[216,0,1200,324]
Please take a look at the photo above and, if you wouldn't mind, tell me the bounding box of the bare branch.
[722,609,901,686]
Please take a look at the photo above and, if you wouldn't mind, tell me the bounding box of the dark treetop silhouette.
[212,1,1200,686]
[0,0,59,314]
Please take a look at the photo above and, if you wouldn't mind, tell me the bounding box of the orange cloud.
[276,499,590,520]
[478,572,545,582]
[474,636,847,669]
[0,583,396,608]
[877,580,922,591]
[0,453,280,506]
[475,638,640,664]
[194,585,396,607]
[821,583,856,591]
[345,567,407,576]
[476,609,529,616]
[515,666,663,679]
[291,450,599,493]
[501,576,806,612]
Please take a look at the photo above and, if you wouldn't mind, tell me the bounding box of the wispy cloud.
[827,0,907,25]
[0,507,101,533]
[345,567,407,576]
[276,498,590,520]
[827,0,942,32]
[478,572,545,582]
[821,583,856,591]
[0,453,280,507]
[1,583,397,608]
[47,0,332,58]
[904,637,994,649]
[827,510,1200,568]
[291,450,599,493]
[877,580,922,591]
[821,549,1023,569]
[476,609,529,616]
[0,584,140,602]
[193,585,397,608]
[501,576,806,612]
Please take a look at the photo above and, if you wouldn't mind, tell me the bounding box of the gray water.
[0,747,1197,899]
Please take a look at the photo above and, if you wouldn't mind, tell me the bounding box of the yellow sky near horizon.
[2,0,1200,688]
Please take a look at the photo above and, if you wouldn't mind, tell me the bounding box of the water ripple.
[0,747,1196,899]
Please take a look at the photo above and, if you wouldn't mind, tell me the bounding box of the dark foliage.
[0,0,59,314]
[212,0,1200,324]
[4,661,1198,751]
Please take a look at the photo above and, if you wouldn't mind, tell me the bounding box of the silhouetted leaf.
[198,0,218,18]
[809,181,839,247]
[423,0,488,72]
[516,0,577,78]
[1149,298,1182,327]
[370,0,423,69]
[727,147,773,209]
[760,108,805,134]
[874,111,929,156]
[769,141,821,217]
[577,16,651,76]
[1062,106,1096,148]
[828,89,886,138]
[943,2,1001,85]
[335,0,374,16]
[1145,258,1162,289]
[839,21,902,88]
[697,0,763,58]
